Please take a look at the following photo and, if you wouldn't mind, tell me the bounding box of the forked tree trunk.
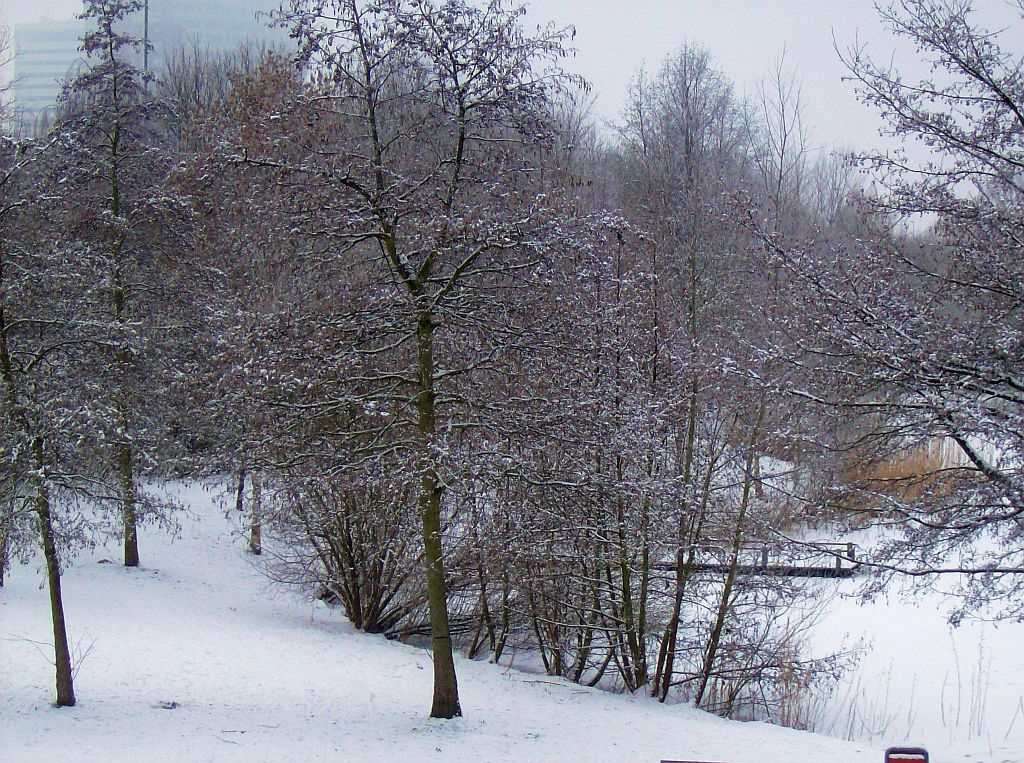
[653,377,699,701]
[653,419,718,704]
[467,559,495,660]
[616,493,648,690]
[693,395,767,708]
[415,311,461,718]
[571,581,598,684]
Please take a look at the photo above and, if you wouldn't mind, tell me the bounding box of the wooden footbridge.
[652,540,860,579]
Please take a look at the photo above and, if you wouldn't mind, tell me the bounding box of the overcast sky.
[5,0,1023,155]
[524,0,892,154]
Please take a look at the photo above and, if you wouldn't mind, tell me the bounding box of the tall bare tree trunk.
[33,438,75,707]
[111,115,139,568]
[0,290,75,705]
[654,224,705,700]
[114,255,139,569]
[416,311,461,718]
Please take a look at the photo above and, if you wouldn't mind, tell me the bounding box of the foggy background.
[4,0,1023,154]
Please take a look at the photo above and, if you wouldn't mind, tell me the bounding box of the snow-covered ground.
[810,574,1024,763]
[0,483,1015,763]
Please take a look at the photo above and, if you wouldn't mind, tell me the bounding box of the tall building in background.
[10,1,284,125]
[143,0,281,53]
[11,18,85,122]
[0,13,11,118]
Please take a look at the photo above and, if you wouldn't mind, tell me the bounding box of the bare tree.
[53,0,190,567]
[0,130,80,709]
[195,0,584,718]
[770,0,1024,619]
[617,44,756,702]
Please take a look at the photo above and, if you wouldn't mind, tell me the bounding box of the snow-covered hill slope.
[0,484,902,762]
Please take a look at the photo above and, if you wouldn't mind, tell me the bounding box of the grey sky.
[524,0,892,154]
[5,0,1023,154]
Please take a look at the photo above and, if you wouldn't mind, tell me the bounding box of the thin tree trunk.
[109,81,139,569]
[638,501,651,685]
[120,439,139,567]
[526,586,551,674]
[653,377,699,700]
[33,437,75,707]
[234,463,246,514]
[0,521,7,587]
[0,405,76,707]
[693,395,767,708]
[112,254,138,569]
[616,494,647,690]
[415,310,461,718]
[467,604,486,660]
[571,582,597,684]
[113,242,138,569]
[0,248,73,704]
[586,649,614,687]
[0,468,13,587]
[469,560,495,659]
[249,471,262,555]
[492,576,511,663]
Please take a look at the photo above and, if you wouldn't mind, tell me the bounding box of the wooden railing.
[651,540,860,578]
